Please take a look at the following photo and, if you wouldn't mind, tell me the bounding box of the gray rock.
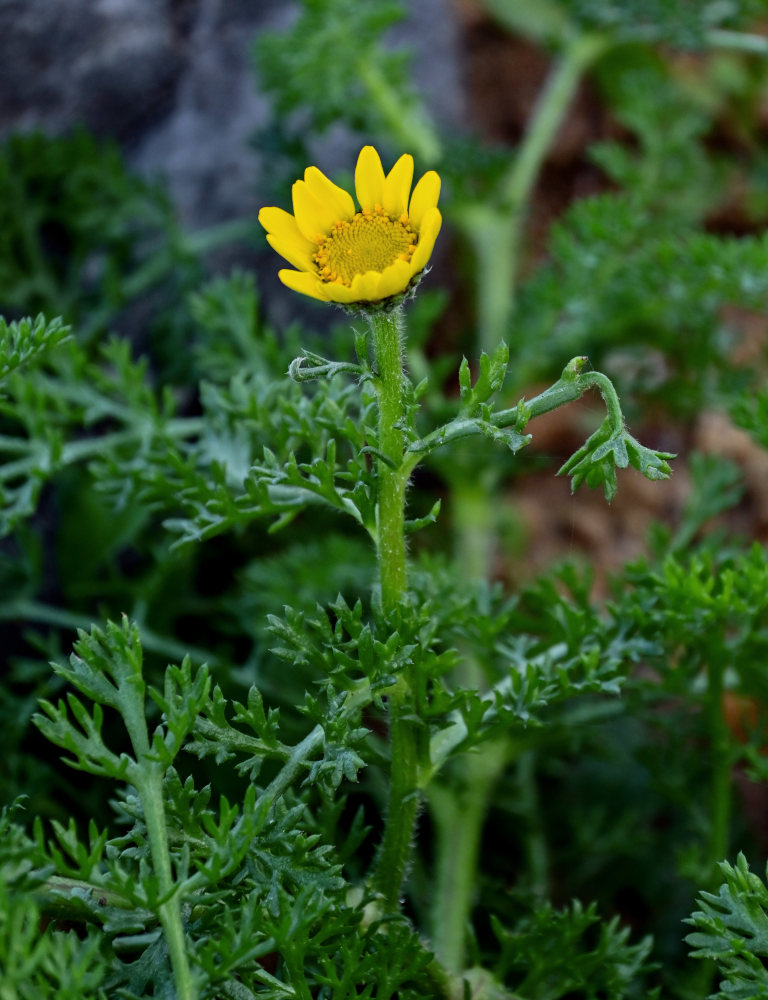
[0,0,181,141]
[0,0,464,232]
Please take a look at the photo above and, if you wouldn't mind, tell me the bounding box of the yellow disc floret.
[315,207,417,286]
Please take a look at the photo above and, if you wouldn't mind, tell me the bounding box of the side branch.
[403,356,673,500]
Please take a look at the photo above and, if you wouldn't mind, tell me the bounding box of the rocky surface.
[0,0,184,142]
[0,0,464,229]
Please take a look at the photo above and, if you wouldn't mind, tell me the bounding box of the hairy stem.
[368,307,420,910]
[371,309,408,611]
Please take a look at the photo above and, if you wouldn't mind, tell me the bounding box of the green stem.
[691,650,732,999]
[430,741,508,972]
[0,597,221,668]
[451,474,500,581]
[356,59,442,166]
[706,29,768,55]
[498,34,608,211]
[374,709,421,909]
[403,357,621,475]
[0,417,204,485]
[281,944,313,1000]
[497,31,608,320]
[428,476,509,971]
[371,309,408,612]
[368,307,421,911]
[138,772,197,1000]
[454,33,608,353]
[516,750,549,901]
[455,205,516,359]
[115,666,196,1000]
[707,652,731,883]
[40,876,144,914]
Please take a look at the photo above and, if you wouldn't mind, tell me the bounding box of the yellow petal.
[410,207,442,273]
[258,206,312,249]
[278,269,328,301]
[375,259,412,299]
[382,154,414,218]
[355,146,385,211]
[350,271,381,301]
[409,170,441,230]
[291,180,338,241]
[303,166,355,222]
[266,234,314,272]
[323,281,363,305]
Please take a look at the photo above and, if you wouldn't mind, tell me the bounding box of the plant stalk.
[454,32,608,354]
[368,307,421,911]
[428,477,509,971]
[371,308,408,611]
[692,649,732,998]
[430,739,508,972]
[707,651,731,883]
[123,696,196,1000]
[706,29,768,55]
[517,750,549,901]
[356,59,442,166]
[403,356,625,476]
[138,771,198,1000]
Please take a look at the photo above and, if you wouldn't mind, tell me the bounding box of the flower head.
[259,146,441,307]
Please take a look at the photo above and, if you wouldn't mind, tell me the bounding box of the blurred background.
[0,0,461,286]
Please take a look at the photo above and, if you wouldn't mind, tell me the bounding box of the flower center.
[314,206,417,286]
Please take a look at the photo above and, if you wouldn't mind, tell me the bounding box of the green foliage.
[556,0,764,47]
[512,48,768,409]
[553,364,674,501]
[651,452,745,556]
[19,617,424,997]
[516,200,768,410]
[731,382,768,454]
[4,615,450,999]
[0,314,70,382]
[590,55,722,219]
[687,854,768,1000]
[0,130,200,342]
[481,0,763,47]
[255,0,406,133]
[0,875,107,1000]
[489,900,653,999]
[35,618,210,780]
[618,544,768,692]
[559,416,672,501]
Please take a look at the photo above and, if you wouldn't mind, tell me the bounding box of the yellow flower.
[258,146,441,306]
